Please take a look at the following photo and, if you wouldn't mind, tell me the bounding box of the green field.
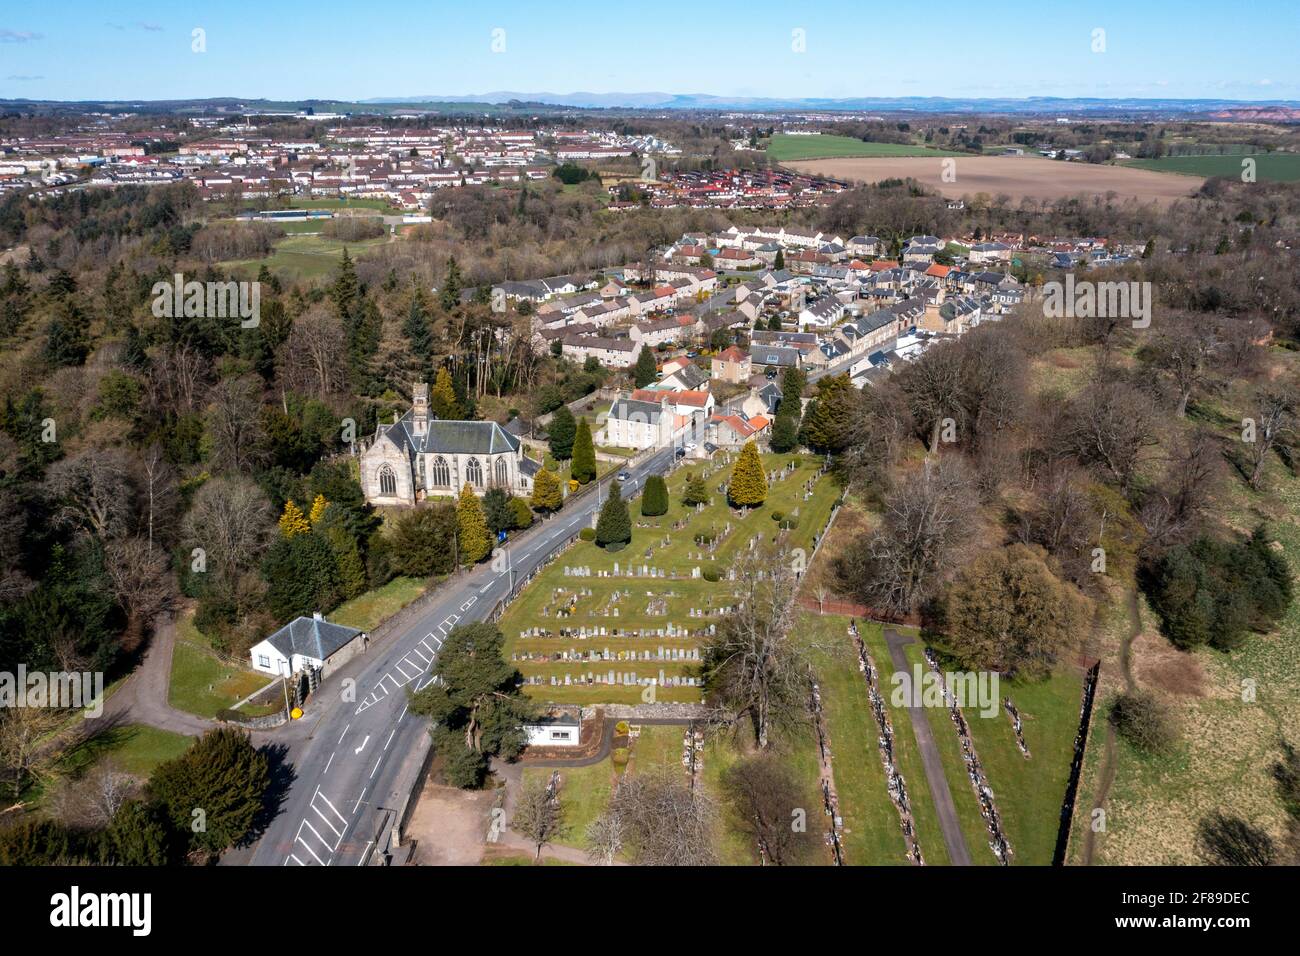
[221,232,389,282]
[767,134,964,162]
[331,575,428,632]
[60,724,194,780]
[1124,153,1300,183]
[499,453,839,704]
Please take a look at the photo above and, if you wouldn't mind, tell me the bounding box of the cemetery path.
[1079,588,1141,865]
[883,627,973,866]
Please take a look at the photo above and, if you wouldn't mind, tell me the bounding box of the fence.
[1052,659,1102,866]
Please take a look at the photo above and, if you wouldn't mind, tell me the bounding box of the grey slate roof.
[385,413,522,457]
[265,616,363,661]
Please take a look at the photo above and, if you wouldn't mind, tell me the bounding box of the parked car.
[617,470,631,481]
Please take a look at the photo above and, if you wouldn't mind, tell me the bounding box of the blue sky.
[1,1,1296,102]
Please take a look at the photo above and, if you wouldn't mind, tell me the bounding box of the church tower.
[412,382,429,437]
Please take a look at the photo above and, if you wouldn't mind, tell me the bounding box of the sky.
[0,0,1296,103]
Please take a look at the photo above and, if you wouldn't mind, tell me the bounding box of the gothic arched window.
[494,457,509,487]
[465,457,483,487]
[378,464,397,496]
[431,456,450,488]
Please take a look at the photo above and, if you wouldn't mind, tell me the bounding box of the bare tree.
[837,456,975,616]
[701,545,807,749]
[204,376,268,475]
[0,707,66,800]
[279,304,346,398]
[1244,384,1296,489]
[180,476,274,586]
[105,538,176,653]
[136,442,179,551]
[720,753,818,865]
[1061,380,1160,495]
[1139,313,1218,417]
[587,767,717,866]
[44,447,135,541]
[511,774,566,862]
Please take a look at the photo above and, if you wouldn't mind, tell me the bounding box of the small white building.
[249,613,367,678]
[523,710,582,747]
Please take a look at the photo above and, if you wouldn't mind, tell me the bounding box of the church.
[360,382,539,505]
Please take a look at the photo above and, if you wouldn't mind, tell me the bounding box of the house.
[750,345,803,371]
[847,235,882,258]
[798,296,847,329]
[969,241,1012,265]
[562,334,642,368]
[707,412,771,449]
[630,388,715,418]
[659,361,710,392]
[361,383,538,505]
[249,612,367,678]
[711,345,752,383]
[602,396,682,450]
[523,709,582,747]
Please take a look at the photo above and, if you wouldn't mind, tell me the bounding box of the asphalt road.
[247,445,677,866]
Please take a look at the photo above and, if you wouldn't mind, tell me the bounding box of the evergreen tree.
[439,256,463,312]
[308,493,330,525]
[148,727,270,855]
[457,485,491,564]
[509,496,534,529]
[325,524,367,600]
[682,472,711,507]
[482,486,513,536]
[770,413,800,453]
[634,347,658,388]
[103,799,172,866]
[263,532,340,621]
[548,406,577,460]
[403,290,434,381]
[388,503,458,577]
[331,248,360,320]
[531,468,563,512]
[728,441,768,508]
[641,474,669,516]
[572,417,597,484]
[596,480,632,547]
[767,313,783,331]
[773,248,785,271]
[780,366,806,412]
[431,367,464,420]
[799,374,854,453]
[278,499,310,538]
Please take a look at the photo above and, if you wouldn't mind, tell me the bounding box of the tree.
[548,406,577,461]
[482,486,513,537]
[728,441,768,508]
[203,375,268,474]
[721,753,818,865]
[456,485,491,565]
[595,480,632,548]
[800,375,856,454]
[587,766,717,866]
[641,474,669,517]
[702,545,806,748]
[431,366,464,420]
[531,468,563,513]
[403,289,434,381]
[682,472,710,507]
[388,503,458,577]
[44,446,134,542]
[1244,383,1296,489]
[837,458,974,615]
[181,476,273,587]
[278,499,310,538]
[438,256,463,312]
[512,776,567,861]
[1196,811,1276,866]
[769,413,799,453]
[1061,381,1160,495]
[572,417,597,485]
[1138,314,1217,417]
[308,494,330,525]
[634,347,658,389]
[773,249,785,271]
[263,531,340,621]
[0,706,65,799]
[104,538,175,653]
[1110,691,1178,754]
[102,798,173,865]
[939,544,1091,679]
[148,727,269,855]
[409,621,533,788]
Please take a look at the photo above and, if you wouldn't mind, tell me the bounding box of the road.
[247,445,676,866]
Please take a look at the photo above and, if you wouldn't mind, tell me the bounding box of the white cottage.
[361,383,539,505]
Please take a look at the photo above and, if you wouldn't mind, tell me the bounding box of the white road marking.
[370,756,382,779]
[354,735,370,755]
[353,787,367,813]
[324,751,335,774]
[384,728,396,751]
[337,724,350,745]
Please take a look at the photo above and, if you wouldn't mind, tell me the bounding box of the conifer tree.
[728,441,768,508]
[641,474,669,516]
[634,347,658,388]
[309,494,330,525]
[431,367,464,420]
[531,468,563,512]
[457,485,491,564]
[596,480,632,547]
[682,472,711,507]
[548,406,577,460]
[572,417,597,484]
[279,499,310,538]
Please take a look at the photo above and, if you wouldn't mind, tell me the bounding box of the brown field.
[788,155,1205,205]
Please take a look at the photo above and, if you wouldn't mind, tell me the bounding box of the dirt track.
[788,155,1205,205]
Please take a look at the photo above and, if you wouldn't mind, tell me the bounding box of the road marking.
[399,703,408,721]
[370,755,382,779]
[324,751,335,774]
[357,841,373,865]
[353,787,367,813]
[479,582,491,594]
[460,596,477,611]
[337,724,350,745]
[384,728,396,751]
[354,734,370,754]
[311,803,344,838]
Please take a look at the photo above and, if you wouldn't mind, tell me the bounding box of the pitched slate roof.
[264,616,363,661]
[384,413,522,456]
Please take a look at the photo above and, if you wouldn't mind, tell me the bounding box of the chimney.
[312,611,324,621]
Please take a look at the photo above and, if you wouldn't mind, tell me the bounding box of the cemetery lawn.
[796,613,921,864]
[499,452,839,704]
